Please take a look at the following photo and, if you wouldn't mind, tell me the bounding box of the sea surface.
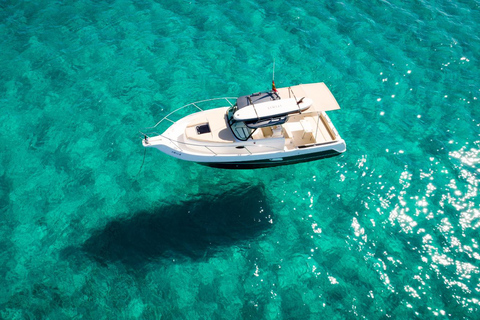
[1,0,479,319]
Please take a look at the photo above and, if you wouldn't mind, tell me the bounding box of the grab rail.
[149,97,236,130]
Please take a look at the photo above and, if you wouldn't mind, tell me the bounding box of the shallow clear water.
[1,0,479,318]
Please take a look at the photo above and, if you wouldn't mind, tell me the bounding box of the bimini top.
[276,82,341,113]
[233,82,340,123]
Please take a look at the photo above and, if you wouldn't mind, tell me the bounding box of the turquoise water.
[1,0,479,318]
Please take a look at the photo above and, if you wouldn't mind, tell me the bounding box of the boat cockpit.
[226,90,311,141]
[226,91,281,141]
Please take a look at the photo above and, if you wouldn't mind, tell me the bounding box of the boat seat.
[252,128,265,140]
[300,119,313,140]
[271,125,283,137]
[283,122,303,137]
[261,126,273,137]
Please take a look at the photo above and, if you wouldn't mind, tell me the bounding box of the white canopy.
[276,82,340,113]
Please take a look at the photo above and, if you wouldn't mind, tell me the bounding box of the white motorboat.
[141,82,346,169]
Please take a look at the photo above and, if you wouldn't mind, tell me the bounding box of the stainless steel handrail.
[149,97,236,129]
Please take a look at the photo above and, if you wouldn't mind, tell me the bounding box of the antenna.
[273,59,275,82]
[272,59,277,92]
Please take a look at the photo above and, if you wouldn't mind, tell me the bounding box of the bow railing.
[141,97,236,138]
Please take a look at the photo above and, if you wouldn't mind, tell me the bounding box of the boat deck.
[184,108,235,144]
[177,89,340,156]
[285,113,336,146]
[252,113,337,149]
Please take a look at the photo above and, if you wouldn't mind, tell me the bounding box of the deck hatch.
[196,123,211,135]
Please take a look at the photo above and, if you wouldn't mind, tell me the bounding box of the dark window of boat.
[196,123,211,135]
[227,105,237,126]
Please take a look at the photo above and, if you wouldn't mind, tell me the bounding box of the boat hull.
[144,134,346,169]
[199,149,342,169]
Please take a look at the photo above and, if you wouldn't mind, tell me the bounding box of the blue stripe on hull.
[199,150,342,169]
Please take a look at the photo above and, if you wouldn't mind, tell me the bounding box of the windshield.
[227,105,237,124]
[226,104,253,141]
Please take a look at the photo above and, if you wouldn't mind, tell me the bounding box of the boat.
[141,82,346,169]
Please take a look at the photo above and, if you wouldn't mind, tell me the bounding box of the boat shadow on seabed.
[74,183,273,268]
